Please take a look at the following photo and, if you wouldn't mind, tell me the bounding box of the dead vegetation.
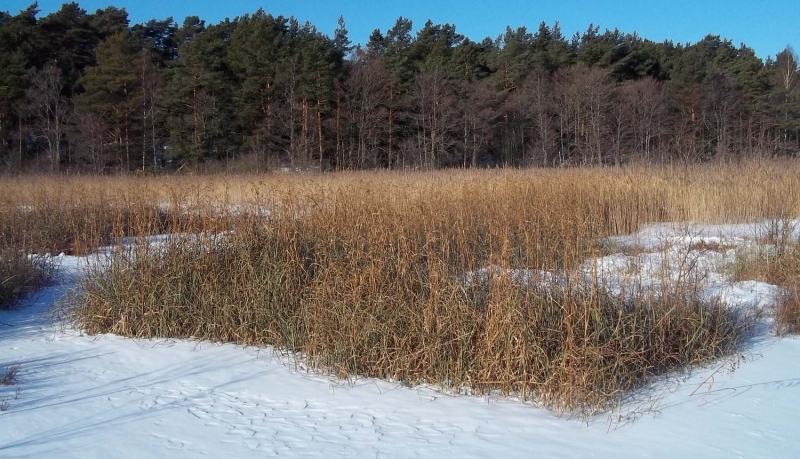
[0,249,55,310]
[3,160,800,413]
[732,241,800,335]
[0,365,20,386]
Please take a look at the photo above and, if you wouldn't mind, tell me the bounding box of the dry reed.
[0,249,54,309]
[62,161,799,413]
[733,239,800,335]
[4,160,798,412]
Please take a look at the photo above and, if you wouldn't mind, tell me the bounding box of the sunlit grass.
[3,159,799,413]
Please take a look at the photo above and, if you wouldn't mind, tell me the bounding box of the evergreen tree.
[409,20,463,72]
[0,4,39,168]
[74,31,141,170]
[533,22,574,73]
[491,26,535,90]
[165,20,233,165]
[37,2,97,93]
[89,5,129,38]
[0,1,797,171]
[132,17,179,63]
[449,38,493,81]
[332,16,352,58]
[227,10,292,166]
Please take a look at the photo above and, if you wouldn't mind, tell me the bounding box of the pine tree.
[491,26,534,90]
[0,4,39,169]
[772,47,800,153]
[75,31,141,171]
[132,17,179,63]
[36,3,97,94]
[227,10,294,167]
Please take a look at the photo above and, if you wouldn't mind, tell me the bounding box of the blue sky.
[5,0,798,58]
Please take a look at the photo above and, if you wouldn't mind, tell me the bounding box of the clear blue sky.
[5,0,798,59]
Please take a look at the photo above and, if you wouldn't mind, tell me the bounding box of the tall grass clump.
[71,165,771,414]
[0,249,55,309]
[733,236,800,335]
[775,287,800,335]
[0,175,236,254]
[75,225,751,414]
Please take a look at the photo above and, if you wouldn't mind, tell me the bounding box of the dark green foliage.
[132,17,179,62]
[0,3,797,172]
[164,20,235,165]
[74,31,142,170]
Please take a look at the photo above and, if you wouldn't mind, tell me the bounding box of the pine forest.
[1,2,798,173]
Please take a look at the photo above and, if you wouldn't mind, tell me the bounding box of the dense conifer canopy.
[1,2,797,172]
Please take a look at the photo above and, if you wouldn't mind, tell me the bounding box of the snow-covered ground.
[2,223,799,458]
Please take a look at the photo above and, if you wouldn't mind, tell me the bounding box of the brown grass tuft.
[731,240,800,335]
[0,249,55,309]
[776,287,800,335]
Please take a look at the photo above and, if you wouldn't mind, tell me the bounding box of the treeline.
[1,2,798,173]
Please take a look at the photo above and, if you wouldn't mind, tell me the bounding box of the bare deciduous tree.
[138,51,164,170]
[612,78,666,164]
[456,80,499,167]
[25,64,69,172]
[554,64,611,165]
[526,66,556,166]
[346,53,389,168]
[775,46,799,152]
[411,67,458,168]
[70,107,108,172]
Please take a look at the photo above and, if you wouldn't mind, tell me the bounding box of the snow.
[469,221,787,313]
[156,202,272,219]
[2,223,800,458]
[588,222,787,313]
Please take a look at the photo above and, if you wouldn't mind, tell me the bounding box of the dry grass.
[733,240,800,335]
[0,175,237,254]
[0,249,55,310]
[2,159,799,255]
[0,365,20,386]
[775,287,800,335]
[4,160,800,413]
[77,230,751,413]
[0,365,21,411]
[732,245,800,286]
[730,212,800,335]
